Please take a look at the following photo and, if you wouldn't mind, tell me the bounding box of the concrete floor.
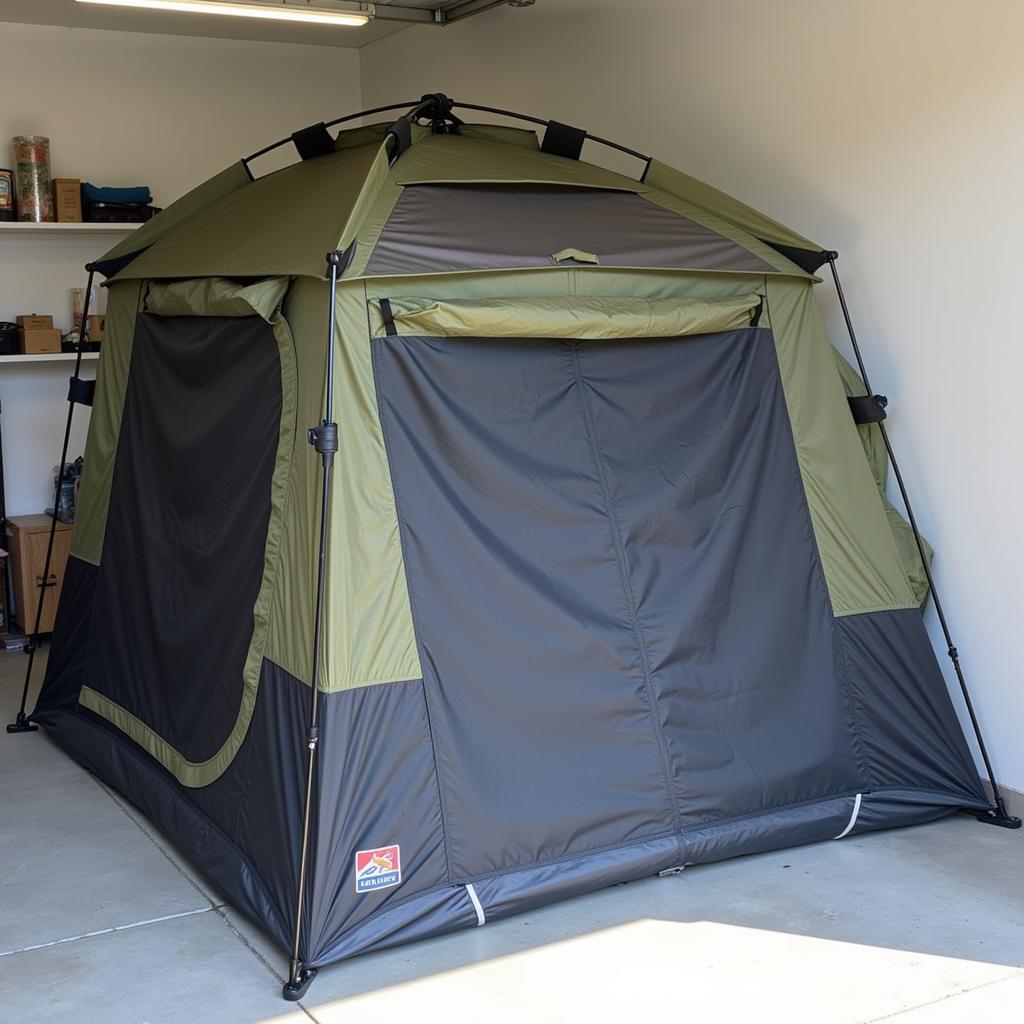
[2,649,1023,1024]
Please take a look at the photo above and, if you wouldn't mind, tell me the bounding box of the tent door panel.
[374,328,866,881]
[84,312,283,765]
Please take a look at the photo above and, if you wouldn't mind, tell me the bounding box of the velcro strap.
[379,298,397,337]
[848,394,888,424]
[386,116,413,163]
[291,123,335,160]
[541,121,586,161]
[68,376,96,407]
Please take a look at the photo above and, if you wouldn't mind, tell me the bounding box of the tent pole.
[825,254,1020,829]
[283,252,343,1001]
[7,268,97,735]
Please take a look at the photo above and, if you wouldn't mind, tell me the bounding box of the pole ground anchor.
[282,966,317,1001]
[6,711,38,734]
[975,802,1022,830]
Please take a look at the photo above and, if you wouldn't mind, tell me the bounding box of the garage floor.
[2,650,1022,1024]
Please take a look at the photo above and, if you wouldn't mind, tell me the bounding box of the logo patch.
[354,844,401,893]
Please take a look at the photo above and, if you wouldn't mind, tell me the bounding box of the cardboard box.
[86,313,105,341]
[52,178,82,223]
[16,314,53,330]
[19,327,62,354]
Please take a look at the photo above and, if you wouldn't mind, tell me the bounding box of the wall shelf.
[0,222,141,237]
[0,352,100,364]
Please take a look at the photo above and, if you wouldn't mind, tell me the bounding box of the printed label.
[354,844,401,893]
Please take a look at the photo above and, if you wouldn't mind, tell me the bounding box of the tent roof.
[101,119,826,283]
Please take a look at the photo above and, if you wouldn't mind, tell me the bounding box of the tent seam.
[568,340,683,840]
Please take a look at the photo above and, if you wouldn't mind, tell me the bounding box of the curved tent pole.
[825,253,1020,830]
[7,269,98,735]
[242,95,651,178]
[282,249,344,1002]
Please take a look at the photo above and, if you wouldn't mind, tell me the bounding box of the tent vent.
[834,793,863,839]
[465,883,486,927]
[541,120,587,161]
[291,123,336,161]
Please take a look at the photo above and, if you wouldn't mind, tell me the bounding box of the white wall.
[361,0,1024,792]
[0,22,360,517]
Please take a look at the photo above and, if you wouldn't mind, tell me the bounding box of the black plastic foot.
[6,713,38,734]
[282,967,317,1001]
[975,807,1022,830]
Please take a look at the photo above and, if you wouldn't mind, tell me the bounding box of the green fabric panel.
[144,276,288,319]
[110,143,385,282]
[640,187,811,279]
[79,279,298,788]
[644,159,822,255]
[832,348,933,606]
[766,278,916,616]
[96,161,251,274]
[392,133,646,192]
[70,280,144,566]
[368,294,761,340]
[264,279,421,692]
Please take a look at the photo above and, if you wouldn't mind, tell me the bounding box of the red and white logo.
[354,844,401,893]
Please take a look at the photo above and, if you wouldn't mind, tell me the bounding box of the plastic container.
[0,168,14,221]
[12,135,54,222]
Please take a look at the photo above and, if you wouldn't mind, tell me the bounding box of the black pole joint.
[6,711,38,734]
[307,422,339,469]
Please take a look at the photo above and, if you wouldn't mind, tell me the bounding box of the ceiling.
[0,1,520,48]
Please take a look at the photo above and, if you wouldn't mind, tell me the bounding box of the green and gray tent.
[34,97,989,996]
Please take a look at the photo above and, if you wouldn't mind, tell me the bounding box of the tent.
[28,96,1004,999]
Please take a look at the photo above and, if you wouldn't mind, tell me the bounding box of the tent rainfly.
[20,95,1017,1001]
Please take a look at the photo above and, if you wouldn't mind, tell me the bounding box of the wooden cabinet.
[5,514,73,634]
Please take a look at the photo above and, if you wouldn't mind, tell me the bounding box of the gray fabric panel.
[836,610,987,803]
[570,331,867,823]
[852,788,985,836]
[310,788,968,966]
[365,186,775,276]
[307,678,448,962]
[374,334,677,881]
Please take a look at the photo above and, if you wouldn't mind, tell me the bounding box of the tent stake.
[7,268,97,735]
[283,252,344,1001]
[825,253,1020,830]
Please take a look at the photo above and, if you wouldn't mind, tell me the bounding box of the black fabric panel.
[374,334,676,881]
[365,186,775,276]
[571,331,865,824]
[837,609,987,803]
[34,657,311,953]
[306,678,448,963]
[31,555,98,718]
[88,313,281,763]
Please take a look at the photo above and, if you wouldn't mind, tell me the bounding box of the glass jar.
[12,135,54,222]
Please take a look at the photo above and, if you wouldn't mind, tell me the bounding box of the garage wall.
[0,23,359,518]
[360,0,1024,792]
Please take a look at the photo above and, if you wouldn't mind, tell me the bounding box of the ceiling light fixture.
[74,0,370,28]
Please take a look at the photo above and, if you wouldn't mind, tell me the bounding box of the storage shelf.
[0,221,141,237]
[0,352,100,364]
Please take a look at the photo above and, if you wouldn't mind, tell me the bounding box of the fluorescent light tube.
[75,0,370,27]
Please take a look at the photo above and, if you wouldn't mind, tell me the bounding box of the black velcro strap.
[848,394,888,424]
[379,298,397,337]
[291,123,335,161]
[68,376,96,407]
[386,116,413,163]
[750,296,765,327]
[541,121,586,161]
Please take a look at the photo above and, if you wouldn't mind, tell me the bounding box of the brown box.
[19,327,62,354]
[86,313,105,341]
[16,314,53,330]
[52,178,82,222]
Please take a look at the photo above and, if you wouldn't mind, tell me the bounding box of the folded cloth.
[82,182,153,205]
